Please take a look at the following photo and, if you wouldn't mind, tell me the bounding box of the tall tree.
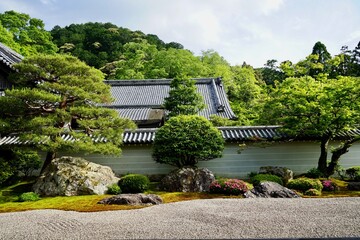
[311,41,331,64]
[263,76,360,177]
[259,59,285,86]
[0,54,135,171]
[164,75,205,118]
[228,65,265,125]
[0,10,57,56]
[351,41,360,76]
[310,41,332,77]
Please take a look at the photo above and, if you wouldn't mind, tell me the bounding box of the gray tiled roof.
[0,42,23,68]
[104,78,237,121]
[1,126,359,146]
[0,42,23,91]
[0,126,283,146]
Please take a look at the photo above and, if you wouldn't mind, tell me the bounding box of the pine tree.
[0,54,135,171]
[164,75,205,118]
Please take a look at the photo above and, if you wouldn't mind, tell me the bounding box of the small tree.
[163,75,205,118]
[152,115,224,168]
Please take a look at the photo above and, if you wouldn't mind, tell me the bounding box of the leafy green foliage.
[227,65,265,125]
[0,160,13,186]
[263,76,360,176]
[304,188,322,196]
[102,41,208,79]
[0,149,41,185]
[250,174,283,186]
[118,174,150,193]
[18,192,40,202]
[258,59,285,86]
[164,75,205,118]
[305,168,324,179]
[106,184,122,195]
[51,22,183,69]
[345,166,360,180]
[0,54,135,162]
[153,115,224,168]
[209,178,248,195]
[287,178,323,192]
[0,10,57,56]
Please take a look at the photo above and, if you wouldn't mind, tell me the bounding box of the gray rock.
[259,166,293,184]
[160,167,215,192]
[347,182,360,191]
[33,156,119,196]
[245,181,300,198]
[98,194,163,205]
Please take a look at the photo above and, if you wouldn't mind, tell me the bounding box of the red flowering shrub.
[321,180,337,191]
[209,178,248,195]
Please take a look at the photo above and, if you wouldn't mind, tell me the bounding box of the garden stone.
[259,166,293,184]
[347,182,360,191]
[98,194,163,206]
[245,181,300,198]
[33,156,119,196]
[160,167,215,192]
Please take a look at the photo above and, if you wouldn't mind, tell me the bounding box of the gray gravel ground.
[0,198,360,239]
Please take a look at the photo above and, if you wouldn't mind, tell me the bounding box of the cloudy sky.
[0,0,359,67]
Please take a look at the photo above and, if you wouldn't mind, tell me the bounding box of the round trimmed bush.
[250,174,283,186]
[152,115,224,168]
[106,183,122,195]
[209,178,248,195]
[304,188,322,196]
[305,168,324,178]
[346,166,360,180]
[119,174,150,193]
[287,178,323,192]
[18,192,40,202]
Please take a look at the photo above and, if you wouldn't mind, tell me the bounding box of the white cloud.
[40,0,56,5]
[0,0,359,67]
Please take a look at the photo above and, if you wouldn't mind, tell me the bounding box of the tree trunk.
[317,136,330,175]
[327,137,360,177]
[40,151,56,174]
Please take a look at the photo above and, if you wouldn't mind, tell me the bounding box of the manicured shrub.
[18,192,40,202]
[355,175,360,181]
[304,188,322,196]
[209,178,248,195]
[250,174,283,186]
[152,115,224,168]
[106,183,122,195]
[247,171,258,179]
[305,168,324,179]
[287,178,323,192]
[346,166,360,180]
[119,174,150,193]
[321,180,337,192]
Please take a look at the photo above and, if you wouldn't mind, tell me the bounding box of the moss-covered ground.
[0,178,359,213]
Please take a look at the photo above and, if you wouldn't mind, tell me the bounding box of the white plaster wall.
[53,141,360,178]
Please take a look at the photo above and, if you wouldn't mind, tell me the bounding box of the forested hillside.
[1,10,360,127]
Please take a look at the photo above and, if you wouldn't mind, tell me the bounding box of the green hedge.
[119,174,150,193]
[250,174,283,186]
[287,178,323,192]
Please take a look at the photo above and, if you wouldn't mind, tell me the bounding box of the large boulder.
[98,194,163,206]
[259,166,293,184]
[244,181,300,198]
[160,167,215,192]
[33,156,119,196]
